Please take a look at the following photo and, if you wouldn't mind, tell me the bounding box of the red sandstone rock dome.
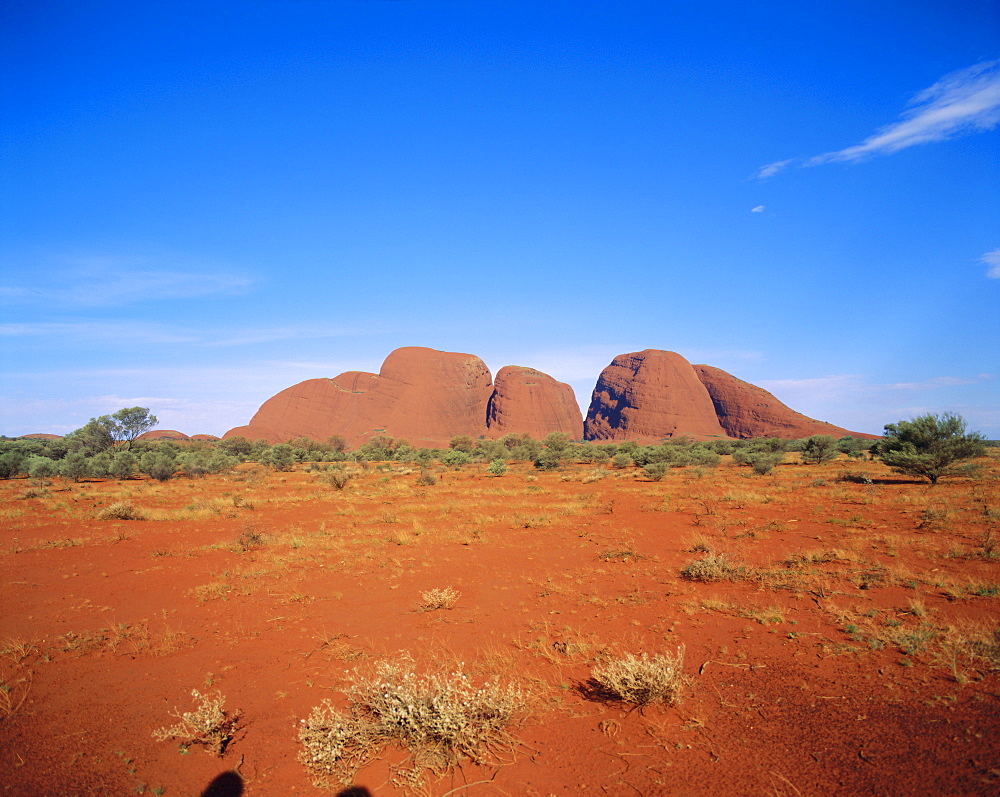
[224,345,872,444]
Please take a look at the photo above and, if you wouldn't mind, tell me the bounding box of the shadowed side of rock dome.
[584,350,727,442]
[692,364,874,439]
[487,366,583,439]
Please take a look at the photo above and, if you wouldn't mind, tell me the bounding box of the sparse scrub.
[418,587,460,611]
[324,469,354,490]
[838,469,873,484]
[298,655,527,787]
[588,647,688,707]
[152,688,242,756]
[485,459,508,477]
[596,541,646,562]
[0,639,38,721]
[415,468,438,486]
[235,524,266,552]
[680,553,746,582]
[96,500,146,521]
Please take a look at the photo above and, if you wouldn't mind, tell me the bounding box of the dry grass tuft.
[152,688,243,757]
[680,553,747,582]
[96,500,145,521]
[0,639,38,721]
[298,654,527,788]
[418,587,460,611]
[587,647,688,708]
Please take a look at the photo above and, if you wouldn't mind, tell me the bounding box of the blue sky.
[2,0,998,439]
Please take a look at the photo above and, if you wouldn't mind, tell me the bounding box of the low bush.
[680,553,746,582]
[96,501,145,521]
[152,689,242,757]
[298,655,527,788]
[415,468,437,486]
[588,648,688,708]
[418,587,460,611]
[325,469,354,490]
[486,459,508,477]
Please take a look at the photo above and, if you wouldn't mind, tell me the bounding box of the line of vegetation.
[1,409,990,486]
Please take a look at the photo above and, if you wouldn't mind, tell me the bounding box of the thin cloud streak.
[751,159,792,180]
[753,60,1000,177]
[810,60,1000,164]
[0,320,369,347]
[981,247,1000,278]
[0,255,255,307]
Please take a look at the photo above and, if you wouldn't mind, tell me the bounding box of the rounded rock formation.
[584,350,727,441]
[693,364,873,440]
[225,347,493,448]
[487,366,583,439]
[136,430,190,441]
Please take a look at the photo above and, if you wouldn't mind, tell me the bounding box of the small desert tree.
[878,413,987,485]
[800,435,839,464]
[66,407,157,453]
[109,407,158,449]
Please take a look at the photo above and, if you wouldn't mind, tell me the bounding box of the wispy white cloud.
[753,60,1000,177]
[0,320,367,347]
[0,254,255,307]
[811,60,1000,164]
[981,247,1000,278]
[0,321,197,344]
[885,374,994,390]
[751,205,765,213]
[751,160,792,180]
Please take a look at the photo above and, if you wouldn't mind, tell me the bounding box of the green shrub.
[800,435,840,464]
[59,452,92,482]
[25,455,59,481]
[611,452,634,469]
[643,462,670,481]
[260,443,296,472]
[532,450,562,471]
[108,451,137,480]
[878,412,987,485]
[440,450,471,469]
[0,451,26,480]
[139,451,176,481]
[486,459,507,477]
[734,450,784,475]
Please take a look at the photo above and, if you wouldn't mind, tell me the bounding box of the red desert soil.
[2,455,999,795]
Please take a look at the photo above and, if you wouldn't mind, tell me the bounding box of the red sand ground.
[1,456,998,795]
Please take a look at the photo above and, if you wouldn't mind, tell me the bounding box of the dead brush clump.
[680,553,747,582]
[417,587,460,611]
[152,688,243,757]
[234,523,266,552]
[298,654,528,788]
[323,469,354,490]
[0,638,39,721]
[96,500,145,521]
[587,647,688,708]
